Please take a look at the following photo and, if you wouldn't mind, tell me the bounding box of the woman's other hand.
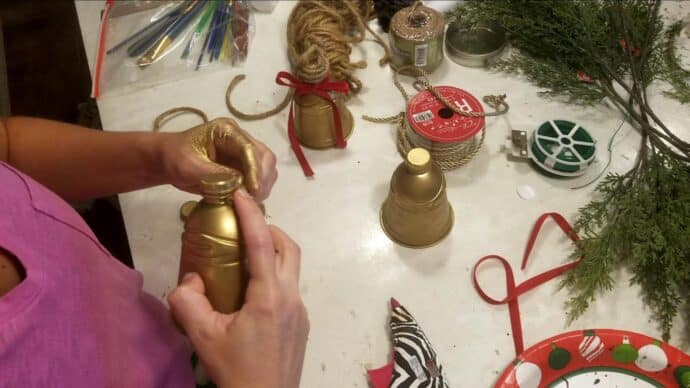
[159,118,277,202]
[168,189,309,388]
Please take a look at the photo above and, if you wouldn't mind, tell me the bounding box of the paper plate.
[496,329,690,388]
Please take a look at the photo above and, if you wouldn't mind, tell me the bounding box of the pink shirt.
[0,162,194,387]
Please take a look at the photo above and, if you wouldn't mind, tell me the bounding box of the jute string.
[363,66,510,170]
[226,0,390,121]
[153,107,209,131]
[394,0,442,40]
[408,0,422,22]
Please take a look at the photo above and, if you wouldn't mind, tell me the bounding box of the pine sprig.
[452,0,690,339]
[660,21,690,103]
[563,155,690,340]
[493,55,606,105]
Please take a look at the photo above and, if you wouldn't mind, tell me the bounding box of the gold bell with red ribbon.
[294,93,354,149]
[276,71,354,177]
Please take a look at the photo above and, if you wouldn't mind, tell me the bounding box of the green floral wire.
[571,116,628,190]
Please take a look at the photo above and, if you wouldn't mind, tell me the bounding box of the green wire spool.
[530,120,596,177]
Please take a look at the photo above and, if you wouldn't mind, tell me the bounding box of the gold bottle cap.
[405,148,431,174]
[201,173,242,196]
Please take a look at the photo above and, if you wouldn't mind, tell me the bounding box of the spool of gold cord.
[364,66,509,171]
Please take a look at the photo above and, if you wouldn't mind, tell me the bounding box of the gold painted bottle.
[178,173,247,314]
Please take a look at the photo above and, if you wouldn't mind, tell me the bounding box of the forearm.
[2,117,165,202]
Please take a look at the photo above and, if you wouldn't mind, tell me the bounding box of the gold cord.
[363,66,509,170]
[153,107,209,131]
[226,75,294,121]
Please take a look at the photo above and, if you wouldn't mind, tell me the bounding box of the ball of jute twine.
[226,0,390,121]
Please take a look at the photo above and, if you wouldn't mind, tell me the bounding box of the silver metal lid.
[445,20,507,68]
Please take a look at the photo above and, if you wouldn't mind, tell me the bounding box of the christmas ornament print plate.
[496,329,690,388]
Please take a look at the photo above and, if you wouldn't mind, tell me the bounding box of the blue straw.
[206,4,223,61]
[212,6,230,61]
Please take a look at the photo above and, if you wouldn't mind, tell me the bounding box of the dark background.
[0,1,133,267]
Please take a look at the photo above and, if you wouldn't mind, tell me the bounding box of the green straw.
[181,0,217,59]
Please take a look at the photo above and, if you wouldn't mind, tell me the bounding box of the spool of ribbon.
[275,71,350,177]
[472,212,582,356]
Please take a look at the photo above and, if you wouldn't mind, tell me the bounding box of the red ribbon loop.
[472,212,582,356]
[275,71,350,177]
[275,71,350,95]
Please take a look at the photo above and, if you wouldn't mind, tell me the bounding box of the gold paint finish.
[294,93,354,149]
[179,201,197,221]
[381,148,454,248]
[200,173,242,198]
[406,147,431,173]
[178,173,247,314]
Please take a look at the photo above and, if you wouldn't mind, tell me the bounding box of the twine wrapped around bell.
[293,93,354,149]
[380,148,454,248]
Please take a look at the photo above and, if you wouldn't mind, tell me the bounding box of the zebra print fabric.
[390,303,449,388]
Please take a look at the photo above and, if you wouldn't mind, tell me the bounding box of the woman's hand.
[168,189,309,388]
[158,118,277,202]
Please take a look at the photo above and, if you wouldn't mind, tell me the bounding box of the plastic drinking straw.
[181,0,216,59]
[206,3,223,61]
[108,2,186,55]
[212,5,230,61]
[219,3,234,62]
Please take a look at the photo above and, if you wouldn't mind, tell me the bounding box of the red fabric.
[366,299,403,387]
[275,71,350,177]
[368,362,394,388]
[472,213,582,357]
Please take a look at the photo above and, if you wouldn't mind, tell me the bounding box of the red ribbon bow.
[473,213,582,356]
[275,71,350,177]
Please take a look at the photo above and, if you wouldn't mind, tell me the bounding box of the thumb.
[168,273,219,340]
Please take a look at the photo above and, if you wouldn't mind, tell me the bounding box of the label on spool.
[406,86,485,143]
[414,44,429,67]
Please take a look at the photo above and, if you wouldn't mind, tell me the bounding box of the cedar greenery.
[450,0,690,340]
[661,21,690,103]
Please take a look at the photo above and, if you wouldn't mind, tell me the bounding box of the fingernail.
[181,272,196,282]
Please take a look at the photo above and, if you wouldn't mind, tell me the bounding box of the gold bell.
[294,93,354,149]
[380,148,454,248]
[178,173,247,314]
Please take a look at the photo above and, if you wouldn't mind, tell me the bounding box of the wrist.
[136,131,168,186]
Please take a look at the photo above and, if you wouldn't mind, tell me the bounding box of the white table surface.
[76,1,690,386]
